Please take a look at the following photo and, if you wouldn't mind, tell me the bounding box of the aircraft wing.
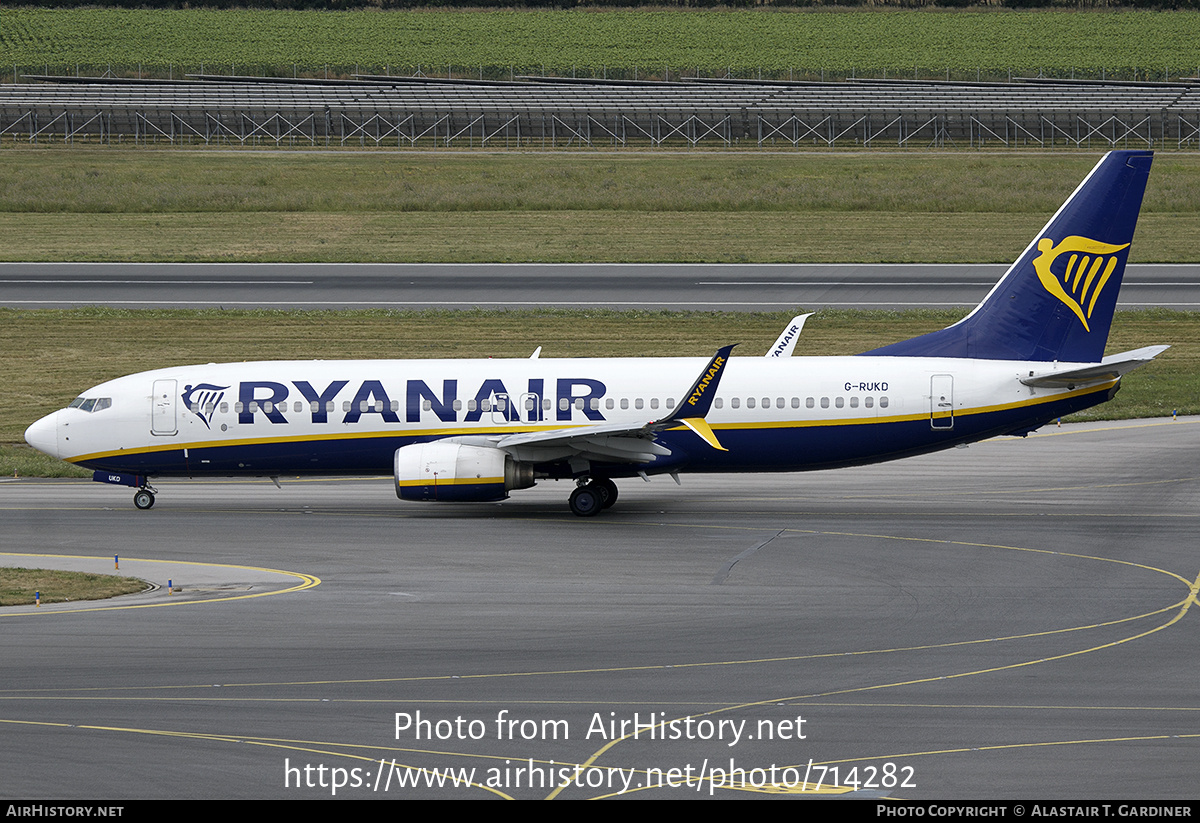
[493,344,737,464]
[1019,345,1169,388]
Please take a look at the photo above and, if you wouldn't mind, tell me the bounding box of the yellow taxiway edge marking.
[0,552,319,617]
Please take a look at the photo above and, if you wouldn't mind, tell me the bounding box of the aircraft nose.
[24,411,60,458]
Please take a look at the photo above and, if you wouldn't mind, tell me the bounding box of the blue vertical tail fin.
[864,150,1153,363]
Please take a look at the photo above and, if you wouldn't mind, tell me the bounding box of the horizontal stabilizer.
[1020,345,1169,388]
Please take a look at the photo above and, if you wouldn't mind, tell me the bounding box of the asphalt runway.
[2,417,1198,799]
[3,262,1199,310]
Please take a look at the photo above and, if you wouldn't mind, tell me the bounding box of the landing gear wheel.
[593,478,619,509]
[568,485,603,517]
[133,490,155,510]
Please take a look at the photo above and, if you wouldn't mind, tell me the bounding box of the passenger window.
[850,397,859,408]
[791,397,800,409]
[820,397,829,409]
[635,398,644,410]
[650,398,659,410]
[454,399,465,411]
[221,403,229,413]
[620,398,629,410]
[342,401,350,412]
[865,397,874,408]
[747,397,756,409]
[880,397,889,408]
[835,397,844,408]
[731,397,740,409]
[590,398,600,410]
[559,398,569,411]
[235,402,244,413]
[806,397,815,408]
[714,398,723,409]
[605,398,614,410]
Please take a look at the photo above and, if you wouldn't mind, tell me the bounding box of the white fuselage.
[26,354,1114,480]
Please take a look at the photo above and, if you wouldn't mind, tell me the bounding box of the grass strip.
[2,151,1196,263]
[5,150,1200,216]
[0,212,1196,264]
[0,568,148,607]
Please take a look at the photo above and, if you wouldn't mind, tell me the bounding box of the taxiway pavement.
[2,418,1197,799]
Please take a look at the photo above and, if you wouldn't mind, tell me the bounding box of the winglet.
[650,344,737,451]
[662,344,737,423]
[766,314,813,358]
[495,345,738,459]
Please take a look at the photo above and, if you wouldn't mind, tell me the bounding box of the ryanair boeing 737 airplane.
[24,150,1166,516]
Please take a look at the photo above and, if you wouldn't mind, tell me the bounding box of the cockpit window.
[69,396,112,413]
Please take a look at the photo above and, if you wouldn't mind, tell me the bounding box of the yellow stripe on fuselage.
[714,380,1115,431]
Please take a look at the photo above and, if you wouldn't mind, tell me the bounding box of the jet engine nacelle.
[394,442,536,502]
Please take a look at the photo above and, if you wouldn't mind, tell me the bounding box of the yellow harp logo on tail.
[1032,235,1130,332]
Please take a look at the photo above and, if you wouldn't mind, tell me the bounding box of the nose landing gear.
[133,485,157,510]
[90,472,158,510]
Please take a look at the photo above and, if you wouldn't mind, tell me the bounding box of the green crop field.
[3,8,1200,80]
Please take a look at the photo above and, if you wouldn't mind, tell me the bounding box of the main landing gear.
[133,485,157,510]
[568,477,618,517]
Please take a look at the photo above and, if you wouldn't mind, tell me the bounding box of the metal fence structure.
[3,75,1199,150]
